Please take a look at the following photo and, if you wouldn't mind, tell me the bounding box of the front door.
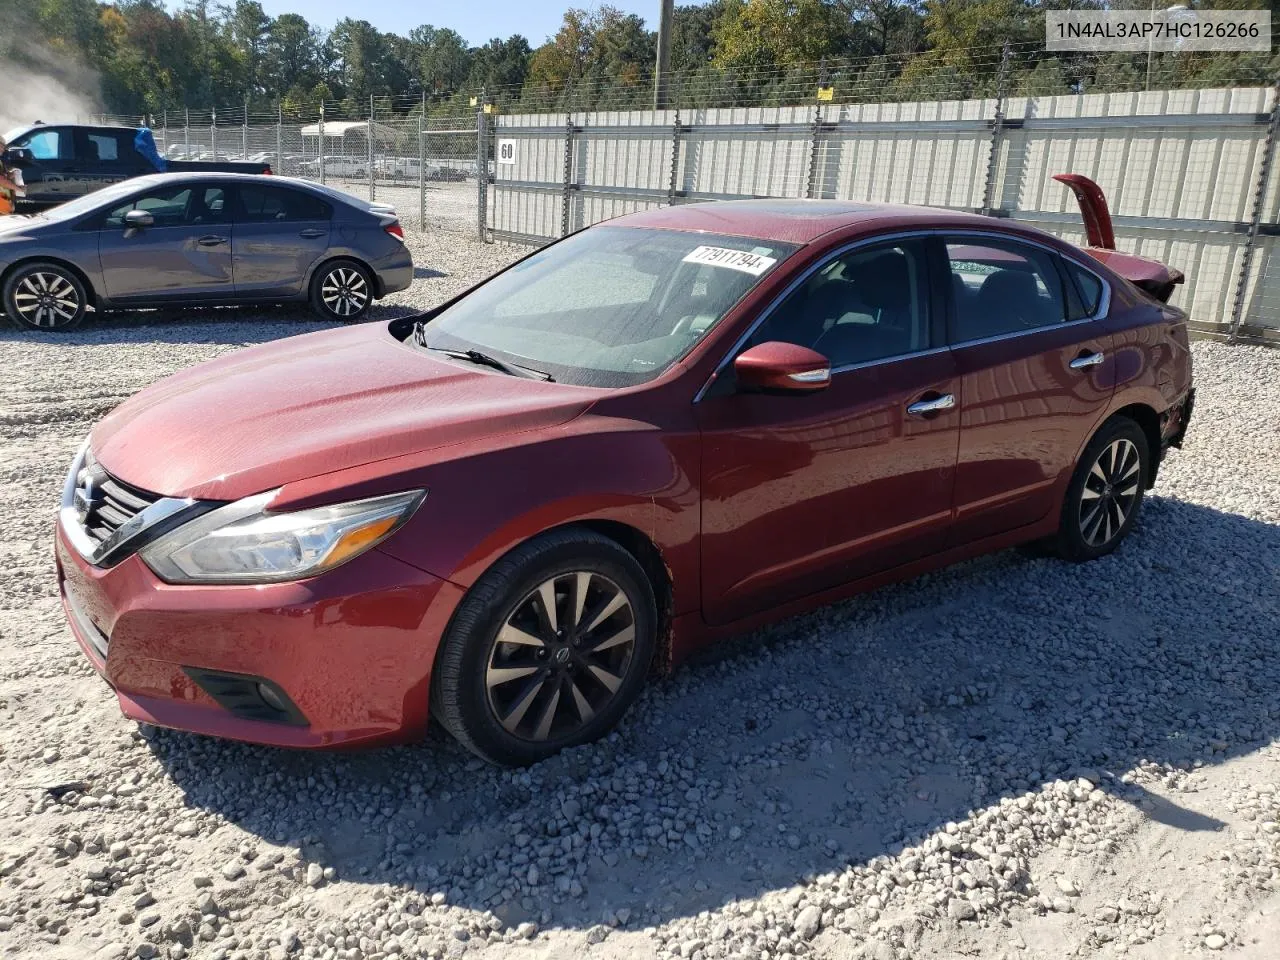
[98,182,233,302]
[941,234,1115,544]
[697,237,960,625]
[7,126,75,203]
[231,183,332,297]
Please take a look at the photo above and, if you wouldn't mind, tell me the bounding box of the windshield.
[417,226,797,387]
[36,179,158,223]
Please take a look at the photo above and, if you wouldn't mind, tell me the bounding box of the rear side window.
[946,238,1067,342]
[1064,259,1105,319]
[237,185,330,222]
[82,132,119,161]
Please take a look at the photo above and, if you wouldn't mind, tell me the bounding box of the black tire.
[431,528,657,766]
[3,262,88,331]
[309,259,373,321]
[1050,416,1150,562]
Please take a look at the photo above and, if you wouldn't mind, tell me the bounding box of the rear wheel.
[3,262,87,331]
[1051,417,1150,561]
[309,260,373,321]
[431,528,657,766]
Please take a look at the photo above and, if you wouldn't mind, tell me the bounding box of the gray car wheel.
[310,260,373,321]
[3,263,88,332]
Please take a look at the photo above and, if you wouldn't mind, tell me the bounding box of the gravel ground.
[1,229,1279,960]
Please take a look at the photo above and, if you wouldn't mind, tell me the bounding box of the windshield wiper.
[413,321,554,381]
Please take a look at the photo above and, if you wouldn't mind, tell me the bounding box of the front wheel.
[309,260,373,321]
[3,263,88,331]
[1051,417,1150,562]
[431,529,657,766]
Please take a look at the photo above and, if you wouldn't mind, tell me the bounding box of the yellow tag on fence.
[469,96,478,107]
[483,103,497,115]
[817,86,834,102]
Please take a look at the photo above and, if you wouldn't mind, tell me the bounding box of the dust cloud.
[0,16,102,135]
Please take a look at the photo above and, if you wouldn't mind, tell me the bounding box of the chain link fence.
[94,107,482,238]
[91,43,1280,342]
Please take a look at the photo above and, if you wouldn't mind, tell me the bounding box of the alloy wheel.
[485,571,637,743]
[12,272,80,328]
[319,267,369,317]
[1078,437,1141,548]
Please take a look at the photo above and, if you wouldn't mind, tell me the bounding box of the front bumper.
[55,520,464,748]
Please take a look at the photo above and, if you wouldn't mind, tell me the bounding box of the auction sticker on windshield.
[682,245,777,276]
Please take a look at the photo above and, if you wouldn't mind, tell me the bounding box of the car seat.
[812,251,915,364]
[972,270,1058,337]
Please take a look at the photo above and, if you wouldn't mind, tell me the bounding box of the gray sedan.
[0,173,413,331]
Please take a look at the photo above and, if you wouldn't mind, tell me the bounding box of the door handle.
[197,236,228,246]
[1070,351,1105,370]
[299,229,327,238]
[906,393,956,416]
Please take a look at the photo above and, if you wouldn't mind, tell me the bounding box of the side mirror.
[3,147,33,166]
[734,341,831,394]
[123,209,154,229]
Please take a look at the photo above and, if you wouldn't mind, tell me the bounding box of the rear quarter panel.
[320,213,413,295]
[1103,281,1193,416]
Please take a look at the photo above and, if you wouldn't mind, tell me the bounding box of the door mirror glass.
[122,209,154,229]
[734,341,831,393]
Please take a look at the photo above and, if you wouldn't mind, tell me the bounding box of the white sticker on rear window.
[682,245,777,276]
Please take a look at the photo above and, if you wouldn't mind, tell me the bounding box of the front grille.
[77,459,159,549]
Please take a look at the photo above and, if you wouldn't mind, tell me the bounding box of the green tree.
[227,0,271,99]
[265,13,321,100]
[408,26,473,101]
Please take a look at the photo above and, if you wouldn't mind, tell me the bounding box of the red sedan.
[56,176,1194,765]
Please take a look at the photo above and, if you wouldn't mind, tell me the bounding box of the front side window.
[946,238,1067,341]
[16,129,62,160]
[104,185,227,228]
[747,239,931,368]
[418,226,798,387]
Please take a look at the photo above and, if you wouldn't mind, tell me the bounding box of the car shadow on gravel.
[140,495,1278,933]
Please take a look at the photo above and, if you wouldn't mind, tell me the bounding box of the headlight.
[139,489,425,585]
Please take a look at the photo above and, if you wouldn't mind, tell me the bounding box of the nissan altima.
[55,176,1194,765]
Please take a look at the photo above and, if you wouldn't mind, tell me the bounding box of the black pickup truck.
[1,123,272,208]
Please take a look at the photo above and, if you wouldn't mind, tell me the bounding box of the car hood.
[91,324,597,501]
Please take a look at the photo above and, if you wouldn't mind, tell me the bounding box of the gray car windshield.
[417,226,797,387]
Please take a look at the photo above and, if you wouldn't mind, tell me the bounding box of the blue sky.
[247,0,658,46]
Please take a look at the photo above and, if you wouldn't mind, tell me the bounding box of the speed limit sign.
[497,139,516,165]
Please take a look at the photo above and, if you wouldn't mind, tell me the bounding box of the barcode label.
[682,245,777,276]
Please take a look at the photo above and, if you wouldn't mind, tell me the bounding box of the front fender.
[272,418,702,615]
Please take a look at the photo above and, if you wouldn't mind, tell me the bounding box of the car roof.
[610,199,1012,245]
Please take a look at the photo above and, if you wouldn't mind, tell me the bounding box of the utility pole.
[653,0,675,110]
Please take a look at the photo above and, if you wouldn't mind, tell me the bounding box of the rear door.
[230,183,333,297]
[74,128,149,194]
[942,233,1115,545]
[97,182,234,302]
